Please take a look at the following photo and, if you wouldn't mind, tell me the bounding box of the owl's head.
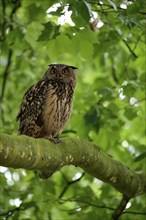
[43,64,77,84]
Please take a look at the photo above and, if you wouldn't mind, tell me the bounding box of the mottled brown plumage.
[16,64,77,143]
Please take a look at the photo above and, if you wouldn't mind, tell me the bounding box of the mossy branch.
[0,134,145,198]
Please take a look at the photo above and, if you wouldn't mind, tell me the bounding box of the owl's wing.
[16,80,47,136]
[16,84,35,121]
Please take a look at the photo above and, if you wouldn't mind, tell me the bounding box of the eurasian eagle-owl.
[16,64,77,143]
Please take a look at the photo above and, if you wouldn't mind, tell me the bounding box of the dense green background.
[0,0,145,219]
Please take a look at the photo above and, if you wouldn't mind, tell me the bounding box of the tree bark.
[0,134,145,198]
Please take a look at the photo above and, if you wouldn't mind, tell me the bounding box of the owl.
[16,64,77,143]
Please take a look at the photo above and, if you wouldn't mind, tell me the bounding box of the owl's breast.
[42,82,73,137]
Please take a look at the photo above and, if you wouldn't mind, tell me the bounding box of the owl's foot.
[43,135,63,144]
[49,137,63,144]
[43,136,62,144]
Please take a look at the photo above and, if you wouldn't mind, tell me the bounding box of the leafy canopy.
[0,0,145,219]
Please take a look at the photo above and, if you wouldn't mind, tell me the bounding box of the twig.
[1,0,6,41]
[0,205,23,219]
[60,197,116,210]
[58,173,85,199]
[0,0,21,121]
[123,39,138,58]
[0,49,12,102]
[88,1,126,11]
[111,195,130,220]
[123,33,143,76]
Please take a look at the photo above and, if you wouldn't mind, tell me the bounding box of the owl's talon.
[49,137,63,144]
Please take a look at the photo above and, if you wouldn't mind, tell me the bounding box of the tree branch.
[112,195,130,220]
[0,134,145,198]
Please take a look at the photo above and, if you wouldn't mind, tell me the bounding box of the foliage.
[0,0,145,219]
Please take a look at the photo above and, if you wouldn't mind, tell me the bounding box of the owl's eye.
[51,68,57,74]
[62,69,67,74]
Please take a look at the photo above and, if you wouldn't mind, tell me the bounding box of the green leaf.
[98,87,114,100]
[84,105,101,133]
[70,1,91,26]
[107,0,117,11]
[0,173,7,185]
[134,152,146,162]
[124,107,137,120]
[122,82,137,98]
[37,22,60,41]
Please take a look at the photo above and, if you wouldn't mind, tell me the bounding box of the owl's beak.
[56,71,61,78]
